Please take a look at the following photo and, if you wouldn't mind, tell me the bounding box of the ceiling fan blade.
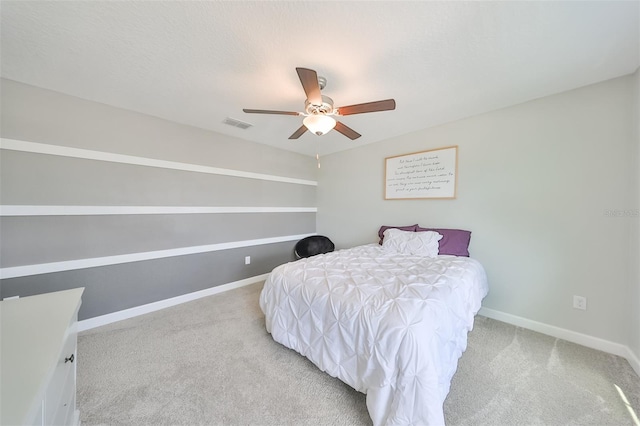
[243,109,300,115]
[337,99,396,116]
[288,125,308,139]
[296,67,322,105]
[334,121,361,140]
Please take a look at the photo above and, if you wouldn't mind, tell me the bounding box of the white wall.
[631,68,640,361]
[317,75,637,359]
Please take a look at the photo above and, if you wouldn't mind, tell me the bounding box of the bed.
[259,228,488,425]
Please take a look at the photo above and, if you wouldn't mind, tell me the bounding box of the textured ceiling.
[1,1,638,157]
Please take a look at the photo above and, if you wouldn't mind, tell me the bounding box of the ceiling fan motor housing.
[305,95,335,115]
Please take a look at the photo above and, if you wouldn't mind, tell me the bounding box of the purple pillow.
[416,227,471,257]
[378,224,418,244]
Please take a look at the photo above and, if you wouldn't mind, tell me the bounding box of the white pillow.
[382,228,443,257]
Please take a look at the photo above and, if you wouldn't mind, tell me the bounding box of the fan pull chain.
[316,153,321,169]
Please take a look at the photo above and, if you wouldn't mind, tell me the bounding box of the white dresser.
[1,288,84,426]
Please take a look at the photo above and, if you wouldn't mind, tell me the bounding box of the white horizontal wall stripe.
[0,138,317,186]
[0,233,314,279]
[0,205,317,216]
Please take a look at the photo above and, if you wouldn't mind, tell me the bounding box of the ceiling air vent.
[223,117,252,130]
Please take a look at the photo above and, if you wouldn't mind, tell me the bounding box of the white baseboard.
[627,349,640,377]
[479,307,640,377]
[78,273,269,332]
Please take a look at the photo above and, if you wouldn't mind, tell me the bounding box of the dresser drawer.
[51,364,77,426]
[45,323,78,425]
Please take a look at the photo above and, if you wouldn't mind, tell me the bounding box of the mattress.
[259,243,488,425]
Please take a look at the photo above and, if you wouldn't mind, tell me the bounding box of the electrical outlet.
[573,295,587,310]
[245,256,251,265]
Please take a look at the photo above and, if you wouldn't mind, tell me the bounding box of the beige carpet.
[77,282,640,425]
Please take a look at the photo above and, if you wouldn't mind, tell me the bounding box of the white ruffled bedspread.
[259,244,488,425]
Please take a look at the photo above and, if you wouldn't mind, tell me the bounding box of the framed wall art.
[385,146,458,199]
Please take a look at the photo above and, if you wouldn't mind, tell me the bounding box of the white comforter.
[259,244,488,425]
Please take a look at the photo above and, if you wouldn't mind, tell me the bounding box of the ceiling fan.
[243,67,396,140]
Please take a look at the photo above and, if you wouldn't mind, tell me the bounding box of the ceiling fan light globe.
[303,114,336,136]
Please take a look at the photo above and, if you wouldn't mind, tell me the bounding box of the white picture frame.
[385,146,458,199]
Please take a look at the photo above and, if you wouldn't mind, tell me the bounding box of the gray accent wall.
[1,242,297,320]
[1,79,317,181]
[1,150,316,206]
[0,79,317,320]
[1,212,315,267]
